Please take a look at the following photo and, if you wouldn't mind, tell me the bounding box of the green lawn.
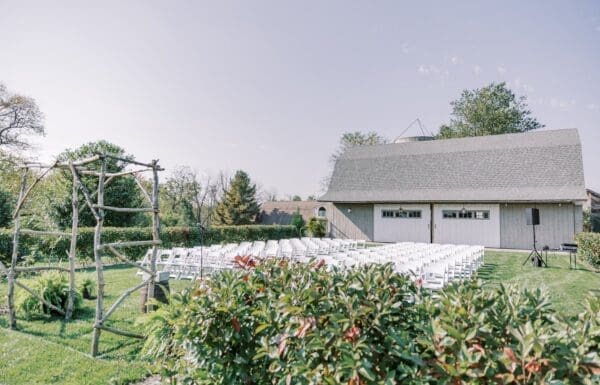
[0,265,192,385]
[0,251,598,384]
[478,250,600,316]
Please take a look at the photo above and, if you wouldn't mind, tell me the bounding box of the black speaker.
[525,208,540,226]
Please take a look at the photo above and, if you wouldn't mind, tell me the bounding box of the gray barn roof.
[320,129,587,203]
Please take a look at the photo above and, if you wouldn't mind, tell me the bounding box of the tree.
[291,195,302,201]
[290,209,305,236]
[0,188,13,228]
[0,83,45,150]
[331,131,388,164]
[213,170,260,225]
[438,82,543,139]
[160,166,212,227]
[49,141,147,228]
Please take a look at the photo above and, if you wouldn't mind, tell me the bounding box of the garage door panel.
[434,204,500,247]
[373,204,431,243]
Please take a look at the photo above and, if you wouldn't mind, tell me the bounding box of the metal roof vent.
[394,135,435,143]
[393,118,435,143]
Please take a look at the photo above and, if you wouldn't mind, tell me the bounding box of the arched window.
[317,206,327,218]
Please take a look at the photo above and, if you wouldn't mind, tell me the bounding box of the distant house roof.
[320,129,587,203]
[259,201,330,225]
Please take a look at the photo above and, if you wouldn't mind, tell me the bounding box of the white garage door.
[373,204,431,243]
[433,204,500,247]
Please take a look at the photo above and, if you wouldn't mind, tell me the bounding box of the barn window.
[317,207,327,218]
[382,209,421,219]
[443,210,489,220]
[382,209,395,218]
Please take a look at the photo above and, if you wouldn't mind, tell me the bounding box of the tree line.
[1,80,543,230]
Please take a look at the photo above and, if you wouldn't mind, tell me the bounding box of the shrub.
[419,282,600,383]
[290,209,305,237]
[576,232,600,268]
[16,272,82,318]
[306,217,326,237]
[78,275,96,299]
[0,225,297,264]
[140,262,600,384]
[140,261,426,384]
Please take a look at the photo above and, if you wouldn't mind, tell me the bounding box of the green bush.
[306,217,326,237]
[420,282,600,383]
[140,261,425,384]
[78,275,96,299]
[0,225,297,264]
[576,232,600,268]
[139,261,600,384]
[16,272,82,319]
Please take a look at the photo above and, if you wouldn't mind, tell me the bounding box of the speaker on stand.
[522,208,546,267]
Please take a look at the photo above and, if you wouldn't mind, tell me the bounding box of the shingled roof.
[320,129,587,203]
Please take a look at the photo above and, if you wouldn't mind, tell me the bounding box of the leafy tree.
[438,82,543,139]
[160,166,209,227]
[0,83,45,150]
[49,141,148,228]
[0,188,13,228]
[331,131,388,164]
[213,170,260,225]
[290,209,305,236]
[291,195,302,201]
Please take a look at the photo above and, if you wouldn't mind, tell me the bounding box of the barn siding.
[500,203,583,249]
[329,204,374,241]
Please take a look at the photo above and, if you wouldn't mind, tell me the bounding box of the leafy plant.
[576,232,600,268]
[306,217,326,237]
[16,272,82,318]
[140,262,599,384]
[290,209,305,237]
[79,275,95,299]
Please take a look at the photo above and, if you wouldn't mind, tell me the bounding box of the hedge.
[140,260,600,384]
[0,225,297,264]
[576,232,600,269]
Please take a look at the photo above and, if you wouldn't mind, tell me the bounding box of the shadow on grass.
[98,336,143,360]
[475,263,497,279]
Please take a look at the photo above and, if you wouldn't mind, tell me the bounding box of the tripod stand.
[522,222,546,267]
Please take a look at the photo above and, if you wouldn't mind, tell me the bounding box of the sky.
[1,0,599,197]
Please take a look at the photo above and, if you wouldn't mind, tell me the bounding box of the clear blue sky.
[1,1,599,196]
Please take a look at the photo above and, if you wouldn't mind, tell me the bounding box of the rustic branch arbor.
[0,153,162,357]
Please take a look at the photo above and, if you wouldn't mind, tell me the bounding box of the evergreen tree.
[213,170,259,225]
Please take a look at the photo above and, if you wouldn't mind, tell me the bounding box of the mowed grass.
[0,251,598,384]
[0,328,145,385]
[0,265,192,385]
[479,250,600,316]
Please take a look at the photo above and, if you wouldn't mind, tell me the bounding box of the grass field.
[0,265,192,385]
[0,250,598,384]
[479,250,600,316]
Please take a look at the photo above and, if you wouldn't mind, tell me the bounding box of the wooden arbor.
[0,153,162,357]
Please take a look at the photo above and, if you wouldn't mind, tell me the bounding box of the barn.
[319,129,587,249]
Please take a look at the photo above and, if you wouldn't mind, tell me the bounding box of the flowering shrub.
[140,261,600,384]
